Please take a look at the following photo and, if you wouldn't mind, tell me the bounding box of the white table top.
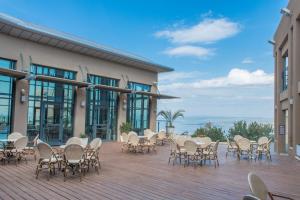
[138,136,147,139]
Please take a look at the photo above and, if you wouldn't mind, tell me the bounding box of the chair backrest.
[144,129,153,137]
[66,137,82,146]
[258,137,268,145]
[237,138,251,151]
[37,142,52,159]
[242,195,261,200]
[248,172,269,200]
[128,134,139,146]
[121,133,129,143]
[64,144,84,161]
[176,136,187,147]
[14,136,28,150]
[8,132,23,140]
[158,131,166,139]
[89,138,102,150]
[202,137,212,144]
[234,135,243,142]
[128,131,138,137]
[169,139,177,151]
[149,134,157,145]
[184,140,198,154]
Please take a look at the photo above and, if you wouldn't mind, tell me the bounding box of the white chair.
[65,137,82,146]
[144,129,153,139]
[8,136,28,166]
[234,135,243,142]
[85,138,102,174]
[183,140,199,167]
[236,137,252,160]
[248,172,294,200]
[128,134,141,153]
[157,131,167,145]
[145,134,157,152]
[203,140,220,168]
[8,132,23,140]
[63,144,85,182]
[36,142,62,180]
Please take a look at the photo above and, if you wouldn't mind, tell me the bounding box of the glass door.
[40,102,63,145]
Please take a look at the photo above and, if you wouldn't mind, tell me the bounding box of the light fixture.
[80,100,86,108]
[20,89,26,103]
[268,40,275,45]
[280,8,292,17]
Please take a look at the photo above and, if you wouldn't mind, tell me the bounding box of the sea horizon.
[156,115,274,135]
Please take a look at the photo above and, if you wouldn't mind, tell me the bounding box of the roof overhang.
[0,67,27,79]
[93,84,132,93]
[35,75,90,87]
[0,13,173,73]
[134,90,179,99]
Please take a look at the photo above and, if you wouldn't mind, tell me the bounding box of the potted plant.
[120,122,132,134]
[157,110,185,135]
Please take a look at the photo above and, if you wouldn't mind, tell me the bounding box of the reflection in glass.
[27,65,75,145]
[0,59,14,140]
[86,75,118,141]
[127,82,151,135]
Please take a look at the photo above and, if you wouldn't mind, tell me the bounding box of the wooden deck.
[0,142,299,200]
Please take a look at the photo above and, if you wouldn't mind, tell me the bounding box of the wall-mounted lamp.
[20,89,26,103]
[274,105,277,110]
[281,8,292,17]
[80,100,86,108]
[290,98,294,105]
[122,98,127,110]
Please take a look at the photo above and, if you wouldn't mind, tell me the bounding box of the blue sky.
[0,0,288,118]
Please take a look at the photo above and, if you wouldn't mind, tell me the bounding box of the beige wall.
[274,0,300,157]
[0,33,158,139]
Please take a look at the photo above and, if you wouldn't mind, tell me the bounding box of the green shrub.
[192,122,226,142]
[228,120,273,141]
[120,122,132,133]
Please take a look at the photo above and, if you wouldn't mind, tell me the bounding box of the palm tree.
[157,109,185,128]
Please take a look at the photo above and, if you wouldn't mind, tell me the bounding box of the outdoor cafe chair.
[85,138,102,174]
[145,134,157,153]
[226,137,238,158]
[128,134,142,153]
[66,137,82,146]
[120,132,129,152]
[63,144,85,182]
[144,129,153,139]
[203,140,220,168]
[183,140,200,167]
[248,172,294,200]
[255,138,272,161]
[236,138,252,160]
[234,135,243,142]
[157,130,167,145]
[35,142,62,180]
[7,136,28,166]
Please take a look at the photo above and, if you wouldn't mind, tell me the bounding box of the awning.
[133,91,179,99]
[93,84,132,93]
[34,75,90,87]
[0,68,27,79]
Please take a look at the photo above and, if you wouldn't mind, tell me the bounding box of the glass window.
[27,64,75,145]
[85,74,119,141]
[282,53,288,91]
[0,58,15,140]
[127,82,151,135]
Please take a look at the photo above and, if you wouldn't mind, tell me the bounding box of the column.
[73,87,86,137]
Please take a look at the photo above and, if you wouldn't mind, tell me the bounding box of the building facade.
[274,0,300,158]
[0,14,174,145]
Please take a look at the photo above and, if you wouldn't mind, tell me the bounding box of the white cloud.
[242,57,254,64]
[163,45,214,59]
[159,68,273,91]
[159,71,203,82]
[155,18,240,44]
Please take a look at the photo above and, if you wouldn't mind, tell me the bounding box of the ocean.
[156,116,274,135]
